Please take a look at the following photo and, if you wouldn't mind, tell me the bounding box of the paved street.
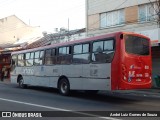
[0,80,160,120]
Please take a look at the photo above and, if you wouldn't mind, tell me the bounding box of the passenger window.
[59,47,66,55]
[93,41,103,52]
[57,46,72,64]
[45,49,52,65]
[74,45,82,54]
[73,43,90,64]
[26,53,30,59]
[83,44,89,53]
[104,40,114,50]
[25,52,34,66]
[11,55,17,66]
[35,51,40,59]
[30,52,34,59]
[34,51,43,66]
[92,39,114,63]
[45,48,57,65]
[18,54,25,67]
[40,51,44,59]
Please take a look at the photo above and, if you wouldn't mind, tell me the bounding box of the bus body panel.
[10,75,17,84]
[119,33,152,90]
[11,64,111,90]
[81,63,111,90]
[111,33,122,90]
[10,32,152,93]
[119,55,152,90]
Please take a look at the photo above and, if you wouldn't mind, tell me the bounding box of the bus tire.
[18,77,27,89]
[58,78,70,96]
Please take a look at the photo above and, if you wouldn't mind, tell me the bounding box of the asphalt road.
[0,82,160,120]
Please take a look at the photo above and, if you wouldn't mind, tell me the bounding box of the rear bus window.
[125,35,149,55]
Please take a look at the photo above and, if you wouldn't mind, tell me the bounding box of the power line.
[87,0,159,33]
[0,0,16,8]
[87,13,158,32]
[148,0,160,27]
[88,21,158,36]
[149,0,158,14]
[87,0,129,31]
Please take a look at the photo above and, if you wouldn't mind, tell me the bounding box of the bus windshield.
[125,35,150,56]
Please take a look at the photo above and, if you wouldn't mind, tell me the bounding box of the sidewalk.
[0,78,11,84]
[118,88,160,99]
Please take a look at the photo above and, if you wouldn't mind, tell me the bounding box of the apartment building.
[86,0,159,38]
[86,0,160,87]
[0,15,42,48]
[0,15,42,80]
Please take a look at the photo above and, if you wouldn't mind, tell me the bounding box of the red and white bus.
[10,32,152,95]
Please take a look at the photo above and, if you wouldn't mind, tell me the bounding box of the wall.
[87,0,157,15]
[86,0,158,38]
[0,15,41,46]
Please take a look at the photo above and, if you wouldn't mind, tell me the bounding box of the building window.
[100,9,125,28]
[139,3,158,22]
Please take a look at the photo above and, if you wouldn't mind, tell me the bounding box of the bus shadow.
[70,91,141,104]
[23,86,60,94]
[24,86,142,105]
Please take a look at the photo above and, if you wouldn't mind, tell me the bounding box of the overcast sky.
[0,0,85,33]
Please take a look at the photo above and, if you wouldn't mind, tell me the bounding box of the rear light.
[122,64,127,81]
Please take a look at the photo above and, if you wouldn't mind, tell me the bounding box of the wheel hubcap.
[19,79,23,87]
[61,82,67,93]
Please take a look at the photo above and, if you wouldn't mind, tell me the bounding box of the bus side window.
[73,43,90,64]
[57,46,72,64]
[52,48,56,64]
[25,53,30,66]
[92,39,114,63]
[45,49,52,65]
[40,50,44,65]
[18,54,25,67]
[34,51,41,66]
[11,55,17,66]
[25,52,34,66]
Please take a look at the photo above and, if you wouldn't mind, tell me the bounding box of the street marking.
[0,97,121,120]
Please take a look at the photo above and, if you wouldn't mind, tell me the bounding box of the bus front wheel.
[18,77,27,89]
[58,78,70,96]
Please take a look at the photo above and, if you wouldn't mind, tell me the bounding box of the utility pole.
[68,18,70,41]
[158,0,160,27]
[151,0,160,27]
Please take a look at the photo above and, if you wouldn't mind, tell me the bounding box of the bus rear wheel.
[18,77,27,89]
[58,78,70,96]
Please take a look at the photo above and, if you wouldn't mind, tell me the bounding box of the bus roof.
[11,31,149,54]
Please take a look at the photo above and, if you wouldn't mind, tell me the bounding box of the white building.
[0,15,42,48]
[86,0,160,87]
